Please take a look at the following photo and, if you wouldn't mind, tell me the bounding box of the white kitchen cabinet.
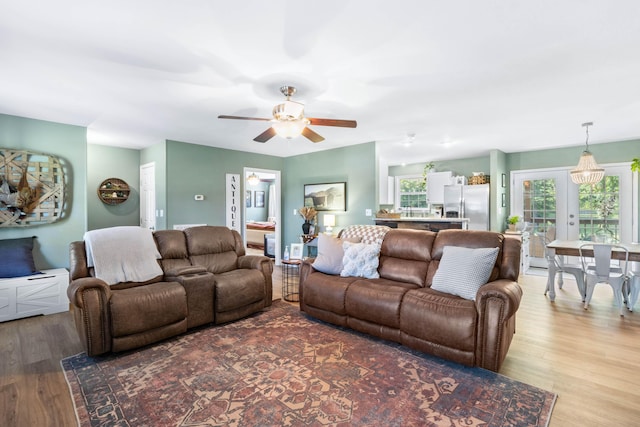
[0,268,69,322]
[427,171,453,204]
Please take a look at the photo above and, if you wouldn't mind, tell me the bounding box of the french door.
[512,164,636,268]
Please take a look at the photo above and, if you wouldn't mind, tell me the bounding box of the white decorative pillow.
[431,246,500,300]
[340,241,381,279]
[312,234,361,275]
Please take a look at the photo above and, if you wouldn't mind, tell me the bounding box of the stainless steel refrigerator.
[443,184,490,230]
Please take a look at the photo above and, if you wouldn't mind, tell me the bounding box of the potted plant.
[631,158,639,173]
[299,207,317,235]
[507,215,520,231]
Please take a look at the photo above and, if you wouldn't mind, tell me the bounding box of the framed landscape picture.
[303,182,346,211]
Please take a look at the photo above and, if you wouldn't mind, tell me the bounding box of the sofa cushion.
[0,236,39,278]
[340,241,381,279]
[214,269,265,312]
[312,234,361,275]
[345,279,418,328]
[302,272,360,315]
[378,229,435,286]
[110,282,187,337]
[154,230,193,274]
[185,226,239,273]
[401,287,478,353]
[431,246,499,300]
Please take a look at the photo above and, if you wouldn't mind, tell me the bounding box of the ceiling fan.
[218,86,357,143]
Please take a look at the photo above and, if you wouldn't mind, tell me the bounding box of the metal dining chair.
[579,243,629,316]
[539,229,586,301]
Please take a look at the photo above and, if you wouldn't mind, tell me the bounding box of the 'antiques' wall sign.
[225,173,241,232]
[0,148,65,227]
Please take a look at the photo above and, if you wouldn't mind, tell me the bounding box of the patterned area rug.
[62,302,556,426]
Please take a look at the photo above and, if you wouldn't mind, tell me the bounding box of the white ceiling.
[2,1,639,166]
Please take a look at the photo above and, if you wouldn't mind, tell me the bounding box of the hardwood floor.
[1,271,639,426]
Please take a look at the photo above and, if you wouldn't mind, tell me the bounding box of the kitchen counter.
[374,217,469,231]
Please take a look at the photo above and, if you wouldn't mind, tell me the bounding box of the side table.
[281,259,301,302]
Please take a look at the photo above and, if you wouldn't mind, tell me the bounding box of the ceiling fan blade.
[218,115,272,122]
[307,118,357,128]
[302,127,325,143]
[253,127,277,143]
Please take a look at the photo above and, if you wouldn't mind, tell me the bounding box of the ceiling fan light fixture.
[272,119,308,139]
[273,100,305,121]
[570,122,604,185]
[247,172,260,186]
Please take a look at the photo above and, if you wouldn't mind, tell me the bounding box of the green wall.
[0,114,87,269]
[490,149,508,232]
[283,142,377,252]
[506,139,639,170]
[2,111,637,271]
[246,180,271,222]
[87,144,140,230]
[164,140,284,229]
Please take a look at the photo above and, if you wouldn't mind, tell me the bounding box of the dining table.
[544,239,640,301]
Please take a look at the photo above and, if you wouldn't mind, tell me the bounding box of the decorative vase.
[508,224,516,231]
[302,221,311,234]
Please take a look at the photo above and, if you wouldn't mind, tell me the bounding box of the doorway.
[511,163,637,268]
[243,167,281,265]
[140,162,156,230]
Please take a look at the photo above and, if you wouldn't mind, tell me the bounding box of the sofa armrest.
[474,279,523,371]
[475,279,522,319]
[299,258,318,306]
[238,255,273,273]
[238,255,274,304]
[67,277,113,356]
[67,277,112,308]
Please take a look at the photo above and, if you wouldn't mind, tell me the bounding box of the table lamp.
[324,214,335,234]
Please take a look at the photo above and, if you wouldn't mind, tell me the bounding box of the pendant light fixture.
[570,122,604,185]
[247,172,260,186]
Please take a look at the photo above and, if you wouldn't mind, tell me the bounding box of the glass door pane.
[513,170,567,268]
[578,175,620,242]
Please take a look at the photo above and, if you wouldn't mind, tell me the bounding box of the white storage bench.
[0,268,69,322]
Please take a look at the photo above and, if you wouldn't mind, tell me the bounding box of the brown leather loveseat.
[68,225,273,356]
[299,228,522,372]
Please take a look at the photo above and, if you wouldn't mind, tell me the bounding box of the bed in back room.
[245,221,276,252]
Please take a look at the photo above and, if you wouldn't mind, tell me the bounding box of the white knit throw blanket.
[84,226,163,284]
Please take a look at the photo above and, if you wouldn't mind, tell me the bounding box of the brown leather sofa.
[68,225,273,356]
[299,228,522,372]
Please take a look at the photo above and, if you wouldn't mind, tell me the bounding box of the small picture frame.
[254,191,265,208]
[245,190,252,208]
[290,243,304,260]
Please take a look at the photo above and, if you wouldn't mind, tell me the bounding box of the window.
[396,175,428,214]
[578,175,620,242]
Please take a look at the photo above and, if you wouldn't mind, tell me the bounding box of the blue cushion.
[0,237,39,278]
